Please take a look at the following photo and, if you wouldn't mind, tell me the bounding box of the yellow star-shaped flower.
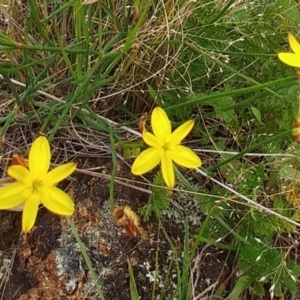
[132,107,201,188]
[0,136,76,233]
[278,33,300,68]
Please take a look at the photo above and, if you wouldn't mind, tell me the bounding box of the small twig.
[190,243,212,295]
[192,282,219,300]
[0,177,14,186]
[0,248,17,300]
[75,168,151,194]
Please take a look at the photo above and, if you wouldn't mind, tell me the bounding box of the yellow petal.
[132,147,163,175]
[288,33,300,55]
[170,145,202,168]
[171,120,194,145]
[143,131,163,147]
[40,186,74,215]
[8,165,30,182]
[161,152,174,188]
[29,136,51,176]
[43,162,77,186]
[151,107,171,140]
[22,194,40,233]
[0,182,25,209]
[278,53,300,68]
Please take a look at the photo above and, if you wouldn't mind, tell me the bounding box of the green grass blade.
[128,260,140,300]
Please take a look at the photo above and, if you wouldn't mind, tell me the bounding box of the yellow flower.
[131,107,201,188]
[0,136,76,233]
[278,33,300,68]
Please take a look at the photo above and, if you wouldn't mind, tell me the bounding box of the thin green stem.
[67,218,105,299]
[27,0,55,46]
[109,126,117,209]
[0,110,16,136]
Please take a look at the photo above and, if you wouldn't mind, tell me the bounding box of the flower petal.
[171,120,194,145]
[278,53,300,68]
[8,165,30,182]
[170,145,202,168]
[0,182,25,209]
[43,162,77,186]
[143,131,163,147]
[22,194,40,233]
[29,136,51,176]
[288,33,300,55]
[40,186,74,215]
[151,107,171,140]
[161,152,174,188]
[132,147,163,175]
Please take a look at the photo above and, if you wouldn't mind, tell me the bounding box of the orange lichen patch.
[113,205,148,240]
[12,154,29,168]
[17,252,87,299]
[128,256,140,266]
[284,182,300,208]
[98,243,109,255]
[72,199,103,235]
[87,177,98,186]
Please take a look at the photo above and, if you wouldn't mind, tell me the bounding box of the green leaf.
[253,281,265,297]
[251,106,264,125]
[226,275,255,300]
[283,276,297,293]
[278,165,300,183]
[148,84,158,101]
[292,265,300,276]
[123,148,132,160]
[292,209,300,221]
[132,147,141,157]
[273,283,283,298]
[273,195,292,217]
[128,260,139,300]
